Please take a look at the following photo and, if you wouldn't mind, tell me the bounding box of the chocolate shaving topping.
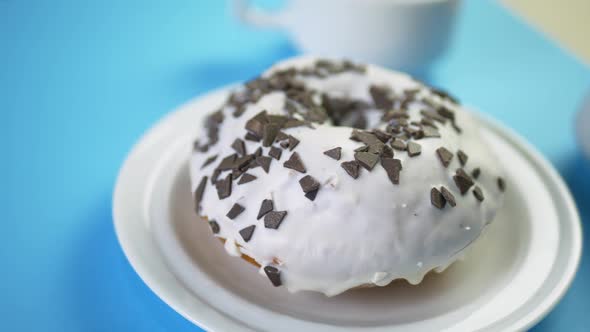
[381,145,394,159]
[269,146,282,160]
[194,176,208,213]
[208,220,220,234]
[453,168,474,195]
[256,156,272,173]
[407,142,422,157]
[245,111,267,138]
[305,189,319,201]
[473,186,484,202]
[201,155,218,169]
[283,152,306,173]
[421,110,447,123]
[431,187,447,209]
[234,155,254,170]
[372,129,392,143]
[257,199,274,220]
[323,147,341,160]
[472,168,481,179]
[231,139,246,156]
[354,151,379,170]
[226,203,245,220]
[341,160,361,179]
[287,135,300,150]
[437,106,455,121]
[391,139,407,151]
[232,168,243,179]
[440,186,456,207]
[215,174,232,199]
[211,169,221,184]
[262,123,280,147]
[275,131,289,142]
[354,145,369,152]
[217,154,237,171]
[254,147,263,157]
[497,177,506,192]
[284,119,305,128]
[436,147,453,167]
[430,86,459,103]
[381,158,402,185]
[264,211,287,229]
[237,173,257,185]
[239,225,256,242]
[263,266,282,287]
[457,150,468,166]
[299,175,320,194]
[422,127,440,138]
[369,85,393,109]
[245,132,261,142]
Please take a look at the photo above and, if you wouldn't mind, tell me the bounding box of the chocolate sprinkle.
[341,160,361,179]
[283,152,306,173]
[264,211,287,229]
[231,139,246,156]
[237,173,257,185]
[201,155,218,169]
[391,139,407,151]
[257,199,274,220]
[216,174,232,199]
[436,147,453,168]
[381,158,402,185]
[453,169,474,195]
[473,186,484,202]
[440,186,456,207]
[299,175,320,194]
[471,168,481,179]
[208,220,220,234]
[354,152,379,170]
[239,225,256,242]
[256,156,272,173]
[431,187,447,209]
[457,150,468,166]
[497,177,506,192]
[194,176,208,213]
[262,123,280,147]
[323,147,342,160]
[407,142,422,157]
[263,266,282,287]
[226,203,245,220]
[269,146,282,160]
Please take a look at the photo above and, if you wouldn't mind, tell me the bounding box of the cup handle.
[233,0,285,28]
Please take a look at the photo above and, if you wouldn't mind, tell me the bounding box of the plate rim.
[112,86,582,332]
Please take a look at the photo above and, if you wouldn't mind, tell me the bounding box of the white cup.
[234,0,460,74]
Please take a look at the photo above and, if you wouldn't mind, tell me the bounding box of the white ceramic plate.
[113,87,581,332]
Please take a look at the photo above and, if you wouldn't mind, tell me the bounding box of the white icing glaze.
[190,56,505,296]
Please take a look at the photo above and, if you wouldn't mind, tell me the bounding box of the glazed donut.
[190,57,506,296]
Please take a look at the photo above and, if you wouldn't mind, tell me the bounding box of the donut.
[190,57,506,296]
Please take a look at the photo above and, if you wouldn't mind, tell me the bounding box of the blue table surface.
[2,0,589,331]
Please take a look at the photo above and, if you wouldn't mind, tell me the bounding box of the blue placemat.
[1,0,589,331]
